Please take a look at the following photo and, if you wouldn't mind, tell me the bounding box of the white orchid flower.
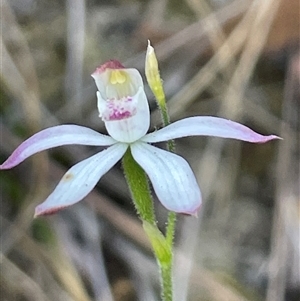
[0,60,280,217]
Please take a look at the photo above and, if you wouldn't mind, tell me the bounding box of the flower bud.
[145,40,166,106]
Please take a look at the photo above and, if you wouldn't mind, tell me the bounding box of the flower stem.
[146,41,177,300]
[122,148,156,225]
[155,88,177,301]
[143,221,173,301]
[166,211,177,246]
[161,104,176,152]
[159,95,177,261]
[160,262,173,301]
[154,77,177,301]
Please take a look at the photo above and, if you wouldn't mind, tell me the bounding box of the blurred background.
[0,0,299,300]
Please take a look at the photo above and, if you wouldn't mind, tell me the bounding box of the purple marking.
[92,60,125,75]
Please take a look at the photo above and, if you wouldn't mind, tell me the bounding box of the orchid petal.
[92,64,143,100]
[141,116,281,143]
[99,87,150,143]
[34,143,128,216]
[0,125,117,170]
[130,142,201,215]
[93,64,150,143]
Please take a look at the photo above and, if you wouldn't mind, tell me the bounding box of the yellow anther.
[110,70,127,85]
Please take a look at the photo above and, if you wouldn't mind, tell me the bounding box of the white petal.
[0,125,117,170]
[91,60,125,97]
[141,116,280,143]
[92,65,143,100]
[35,143,128,216]
[130,142,201,215]
[98,87,150,143]
[123,68,144,89]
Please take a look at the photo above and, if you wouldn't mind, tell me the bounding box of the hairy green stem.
[146,44,178,300]
[122,149,155,225]
[160,263,173,301]
[156,93,177,301]
[166,211,177,246]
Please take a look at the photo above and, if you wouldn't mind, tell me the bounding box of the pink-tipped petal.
[92,60,125,75]
[130,142,201,215]
[34,143,128,217]
[141,116,281,143]
[0,125,117,170]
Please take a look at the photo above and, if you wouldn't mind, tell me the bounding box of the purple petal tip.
[34,205,66,218]
[179,203,201,217]
[0,161,15,170]
[259,134,282,143]
[272,135,282,140]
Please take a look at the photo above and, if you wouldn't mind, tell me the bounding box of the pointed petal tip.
[0,155,24,170]
[0,156,26,169]
[34,204,67,218]
[269,135,282,140]
[146,40,154,52]
[177,203,201,217]
[256,134,282,143]
[0,162,11,170]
